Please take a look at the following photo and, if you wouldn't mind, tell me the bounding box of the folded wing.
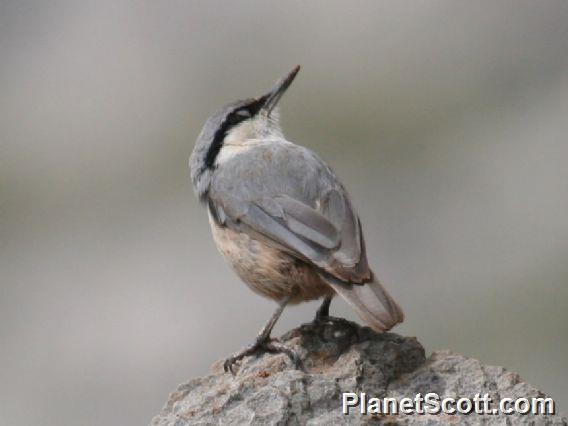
[207,144,404,331]
[208,188,371,284]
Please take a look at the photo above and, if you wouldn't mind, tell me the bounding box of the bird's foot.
[312,303,350,326]
[223,336,302,375]
[312,296,342,325]
[313,313,349,325]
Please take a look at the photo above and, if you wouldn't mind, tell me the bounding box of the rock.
[151,319,566,425]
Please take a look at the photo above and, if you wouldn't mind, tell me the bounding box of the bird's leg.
[313,295,347,325]
[223,295,301,374]
[314,295,333,322]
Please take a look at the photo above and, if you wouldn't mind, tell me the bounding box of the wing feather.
[209,188,371,283]
[274,195,340,249]
[207,140,371,283]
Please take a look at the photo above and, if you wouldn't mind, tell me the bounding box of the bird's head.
[190,65,300,200]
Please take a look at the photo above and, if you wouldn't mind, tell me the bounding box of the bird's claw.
[313,313,347,326]
[265,340,302,370]
[223,337,302,375]
[223,356,239,376]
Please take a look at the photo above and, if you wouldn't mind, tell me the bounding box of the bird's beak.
[261,65,300,115]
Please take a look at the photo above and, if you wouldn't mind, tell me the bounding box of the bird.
[189,66,404,374]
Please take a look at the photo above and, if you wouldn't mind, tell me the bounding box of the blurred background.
[1,1,568,425]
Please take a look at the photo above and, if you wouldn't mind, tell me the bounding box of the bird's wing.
[206,142,404,332]
[207,186,371,284]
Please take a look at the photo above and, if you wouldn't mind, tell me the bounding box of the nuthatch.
[190,66,404,373]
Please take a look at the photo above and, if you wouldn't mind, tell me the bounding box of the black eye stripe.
[227,109,249,125]
[204,111,247,168]
[203,97,267,170]
[236,109,251,118]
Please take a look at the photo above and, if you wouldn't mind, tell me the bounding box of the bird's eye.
[235,109,251,118]
[225,108,252,127]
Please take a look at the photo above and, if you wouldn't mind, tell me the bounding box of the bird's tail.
[322,272,404,332]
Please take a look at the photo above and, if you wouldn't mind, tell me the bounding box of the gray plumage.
[208,140,369,282]
[190,66,403,372]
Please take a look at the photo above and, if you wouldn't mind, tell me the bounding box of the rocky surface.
[151,319,566,425]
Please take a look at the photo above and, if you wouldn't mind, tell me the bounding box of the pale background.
[1,1,567,425]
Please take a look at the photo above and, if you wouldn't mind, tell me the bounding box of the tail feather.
[322,272,404,332]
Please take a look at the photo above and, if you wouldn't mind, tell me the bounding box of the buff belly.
[208,215,334,303]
